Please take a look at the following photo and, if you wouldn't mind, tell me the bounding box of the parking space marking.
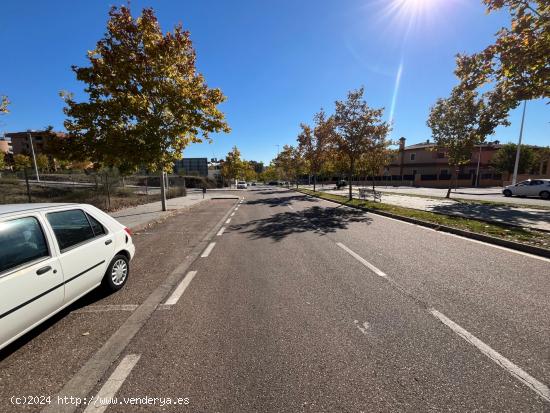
[429,308,550,403]
[83,354,141,413]
[84,354,141,413]
[201,242,216,258]
[336,242,387,278]
[217,227,226,236]
[73,305,139,314]
[164,271,198,306]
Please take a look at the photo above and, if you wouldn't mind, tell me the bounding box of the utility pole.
[27,130,40,182]
[512,101,527,185]
[160,170,167,211]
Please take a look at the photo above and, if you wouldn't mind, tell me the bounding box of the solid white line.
[73,305,138,314]
[336,242,387,278]
[164,271,198,305]
[225,218,231,224]
[429,308,550,403]
[201,242,216,258]
[217,227,226,236]
[83,354,141,413]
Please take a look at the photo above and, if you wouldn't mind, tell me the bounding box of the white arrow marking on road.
[430,308,550,403]
[164,271,198,305]
[83,354,141,413]
[201,242,216,258]
[336,243,387,278]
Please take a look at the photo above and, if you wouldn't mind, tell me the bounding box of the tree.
[427,86,510,197]
[259,165,278,182]
[61,6,230,182]
[36,154,50,173]
[533,146,550,175]
[358,141,394,190]
[242,162,258,182]
[456,0,549,105]
[0,96,8,114]
[297,109,334,192]
[333,87,391,200]
[491,143,535,175]
[221,146,245,186]
[274,145,304,187]
[13,154,31,171]
[0,153,5,171]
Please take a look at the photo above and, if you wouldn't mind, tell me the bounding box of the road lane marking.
[201,242,216,257]
[336,243,387,278]
[230,212,235,217]
[288,205,294,210]
[73,305,138,314]
[429,308,550,403]
[164,271,198,305]
[225,218,231,224]
[83,354,141,413]
[217,226,226,236]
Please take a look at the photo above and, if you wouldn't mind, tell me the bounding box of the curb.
[297,190,550,260]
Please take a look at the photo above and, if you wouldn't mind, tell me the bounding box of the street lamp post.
[27,130,40,182]
[512,101,527,185]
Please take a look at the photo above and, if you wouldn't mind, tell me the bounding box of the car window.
[0,217,49,274]
[86,212,106,237]
[47,209,95,251]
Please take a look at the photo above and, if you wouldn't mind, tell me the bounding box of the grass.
[0,179,186,212]
[297,188,550,250]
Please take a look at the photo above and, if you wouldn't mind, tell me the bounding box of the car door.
[527,180,543,196]
[45,208,114,305]
[513,181,530,196]
[0,215,64,349]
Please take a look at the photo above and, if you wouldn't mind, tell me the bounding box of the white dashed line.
[287,205,294,210]
[225,218,231,224]
[217,227,226,236]
[429,308,550,403]
[230,212,235,217]
[201,242,216,258]
[164,271,198,305]
[336,242,387,278]
[83,354,141,413]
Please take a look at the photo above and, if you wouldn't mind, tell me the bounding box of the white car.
[502,179,550,199]
[236,181,247,189]
[0,203,135,350]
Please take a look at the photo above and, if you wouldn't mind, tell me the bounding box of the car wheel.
[103,254,129,292]
[503,189,512,197]
[540,191,550,200]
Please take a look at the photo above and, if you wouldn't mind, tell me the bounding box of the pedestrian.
[202,184,207,199]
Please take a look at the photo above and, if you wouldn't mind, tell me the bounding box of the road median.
[296,188,550,259]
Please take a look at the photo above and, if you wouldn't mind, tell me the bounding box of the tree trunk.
[313,174,317,192]
[348,159,354,200]
[160,171,167,211]
[446,171,453,198]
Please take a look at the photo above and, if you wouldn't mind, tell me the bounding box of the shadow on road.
[245,194,317,208]
[234,205,371,241]
[430,201,548,230]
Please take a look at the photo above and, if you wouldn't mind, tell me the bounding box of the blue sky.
[0,0,548,164]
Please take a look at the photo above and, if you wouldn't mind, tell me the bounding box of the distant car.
[0,203,135,351]
[236,181,247,189]
[336,180,348,189]
[502,179,550,199]
[251,182,256,186]
[268,181,278,186]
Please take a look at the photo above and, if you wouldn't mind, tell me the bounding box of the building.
[5,130,65,156]
[173,158,208,176]
[386,137,550,187]
[0,136,12,155]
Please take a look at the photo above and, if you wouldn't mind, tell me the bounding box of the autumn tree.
[61,6,230,209]
[221,146,245,186]
[0,153,5,171]
[333,87,391,200]
[36,154,50,173]
[358,141,394,191]
[491,142,535,176]
[13,154,31,171]
[428,86,510,198]
[456,0,549,106]
[0,96,8,114]
[297,109,334,192]
[274,145,304,187]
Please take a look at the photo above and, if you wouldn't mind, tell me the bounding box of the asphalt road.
[1,187,549,412]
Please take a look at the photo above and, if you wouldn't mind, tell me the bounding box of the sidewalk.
[109,192,239,231]
[314,187,550,232]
